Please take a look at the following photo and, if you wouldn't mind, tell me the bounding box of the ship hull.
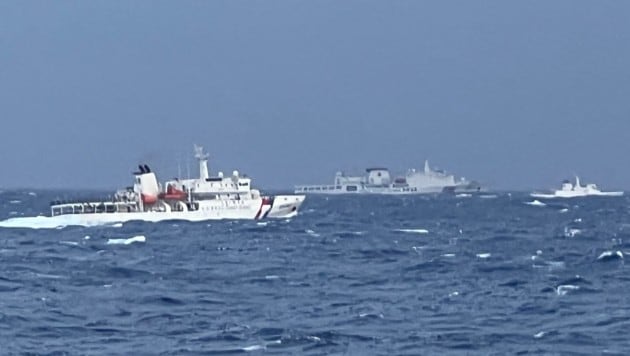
[0,195,305,229]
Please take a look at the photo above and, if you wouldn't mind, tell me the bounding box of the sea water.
[1,190,629,354]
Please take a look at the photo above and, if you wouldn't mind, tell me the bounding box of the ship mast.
[194,144,210,180]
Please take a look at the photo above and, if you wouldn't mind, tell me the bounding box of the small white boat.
[0,145,305,229]
[530,176,623,199]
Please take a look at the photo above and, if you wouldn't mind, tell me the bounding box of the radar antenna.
[194,144,209,160]
[193,144,210,180]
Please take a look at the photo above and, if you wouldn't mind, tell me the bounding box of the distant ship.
[530,176,623,199]
[0,145,305,228]
[295,160,482,195]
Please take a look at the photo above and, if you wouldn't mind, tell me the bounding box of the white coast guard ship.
[530,176,623,199]
[295,160,482,195]
[0,145,305,228]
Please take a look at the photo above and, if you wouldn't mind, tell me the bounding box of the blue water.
[1,190,630,355]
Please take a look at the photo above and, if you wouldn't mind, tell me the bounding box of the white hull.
[0,195,304,229]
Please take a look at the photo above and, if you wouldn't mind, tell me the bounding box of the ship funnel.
[144,164,151,173]
[138,165,145,174]
[134,172,159,205]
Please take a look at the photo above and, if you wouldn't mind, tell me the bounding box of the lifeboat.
[160,184,188,201]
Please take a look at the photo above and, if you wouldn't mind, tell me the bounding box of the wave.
[395,228,429,234]
[525,200,546,207]
[1,191,629,354]
[597,250,624,261]
[106,235,146,245]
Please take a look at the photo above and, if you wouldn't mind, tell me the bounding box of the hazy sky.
[1,1,629,190]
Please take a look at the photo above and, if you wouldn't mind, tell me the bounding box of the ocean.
[1,190,629,355]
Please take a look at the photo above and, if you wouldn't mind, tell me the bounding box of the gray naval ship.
[295,161,483,195]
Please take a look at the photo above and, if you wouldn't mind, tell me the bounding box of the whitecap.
[242,344,264,352]
[306,335,321,342]
[456,194,472,198]
[359,313,384,318]
[597,250,624,260]
[448,291,460,297]
[559,208,569,213]
[265,275,280,280]
[242,339,281,352]
[479,194,498,199]
[34,273,66,279]
[305,229,320,237]
[532,251,544,263]
[442,253,456,258]
[84,235,91,240]
[564,227,581,237]
[111,223,123,228]
[395,228,429,234]
[59,241,80,246]
[525,200,546,207]
[257,222,268,226]
[0,215,80,229]
[556,284,580,296]
[28,192,37,196]
[534,331,546,339]
[106,235,146,245]
[9,200,21,204]
[476,253,491,259]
